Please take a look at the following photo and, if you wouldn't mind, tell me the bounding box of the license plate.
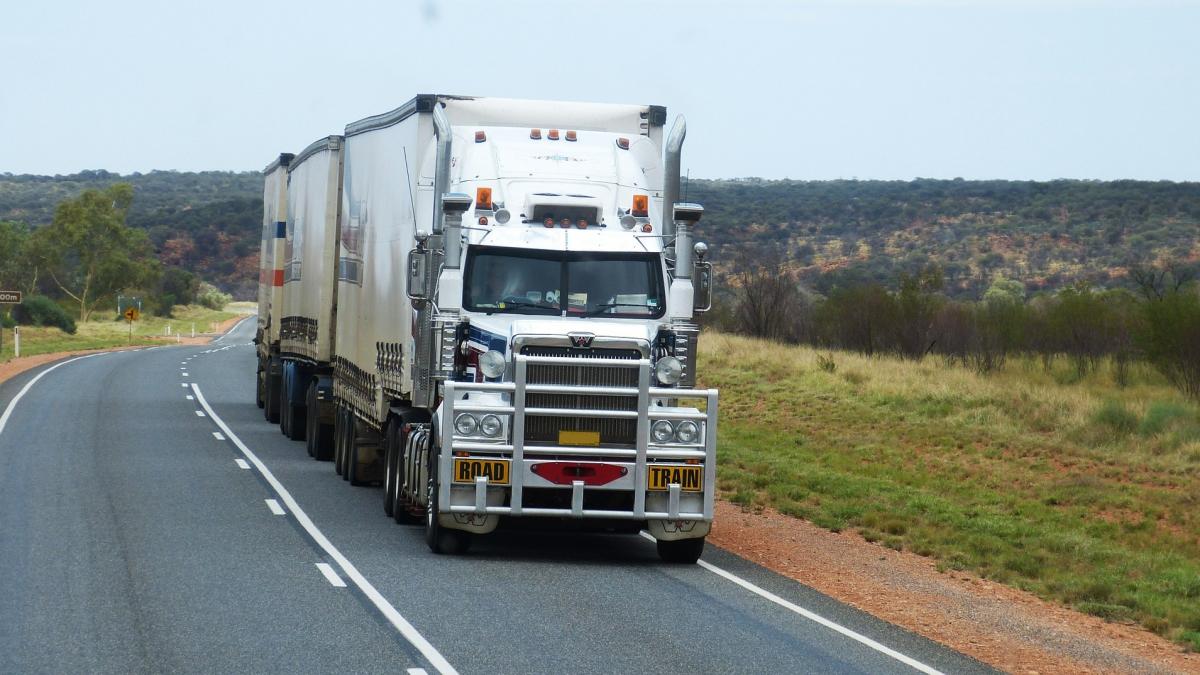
[558,430,600,447]
[647,465,703,492]
[452,458,511,485]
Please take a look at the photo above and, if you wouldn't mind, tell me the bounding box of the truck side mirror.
[407,248,429,302]
[693,261,713,312]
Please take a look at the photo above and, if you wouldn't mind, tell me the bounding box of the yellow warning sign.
[124,307,140,322]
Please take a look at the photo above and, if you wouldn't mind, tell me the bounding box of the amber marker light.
[474,130,486,143]
[616,137,630,150]
[476,187,493,211]
[543,217,555,228]
[576,219,588,229]
[565,130,577,142]
[548,129,560,140]
[632,194,649,217]
[530,128,542,139]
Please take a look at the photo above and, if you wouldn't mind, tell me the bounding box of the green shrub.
[196,282,231,311]
[12,296,76,334]
[1138,401,1194,436]
[1092,400,1139,435]
[0,312,13,329]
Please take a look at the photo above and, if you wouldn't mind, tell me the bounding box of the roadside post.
[0,290,21,359]
[118,296,142,344]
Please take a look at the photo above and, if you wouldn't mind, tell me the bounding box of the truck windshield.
[464,247,665,318]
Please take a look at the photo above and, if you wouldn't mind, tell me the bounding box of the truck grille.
[520,346,641,445]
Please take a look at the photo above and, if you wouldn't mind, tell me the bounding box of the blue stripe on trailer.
[276,221,287,238]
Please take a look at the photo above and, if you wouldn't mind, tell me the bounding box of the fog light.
[655,356,682,385]
[479,414,503,438]
[454,413,478,436]
[675,421,699,444]
[652,420,674,443]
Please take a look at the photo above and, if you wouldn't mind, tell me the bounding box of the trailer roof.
[262,152,294,175]
[344,95,666,138]
[290,136,342,171]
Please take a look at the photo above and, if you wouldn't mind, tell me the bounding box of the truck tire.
[285,383,306,442]
[382,420,399,516]
[264,363,281,424]
[255,366,265,409]
[334,405,348,477]
[656,536,705,564]
[278,379,291,436]
[425,450,471,554]
[305,383,334,460]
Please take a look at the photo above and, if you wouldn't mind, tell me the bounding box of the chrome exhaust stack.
[662,115,687,254]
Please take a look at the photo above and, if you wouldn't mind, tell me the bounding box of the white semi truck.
[257,95,718,562]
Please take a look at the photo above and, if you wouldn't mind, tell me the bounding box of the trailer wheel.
[278,377,291,436]
[334,405,347,477]
[264,360,281,424]
[425,452,471,554]
[285,384,306,442]
[656,536,705,564]
[255,365,265,409]
[305,383,333,460]
[383,420,398,516]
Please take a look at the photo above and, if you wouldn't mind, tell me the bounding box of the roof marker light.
[543,217,555,228]
[476,187,493,211]
[530,128,542,139]
[616,137,630,150]
[641,223,653,233]
[548,129,560,140]
[565,130,577,142]
[478,217,488,226]
[475,130,486,143]
[632,194,649,217]
[576,219,588,229]
[559,217,571,228]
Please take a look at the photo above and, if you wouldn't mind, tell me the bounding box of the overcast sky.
[2,0,1197,180]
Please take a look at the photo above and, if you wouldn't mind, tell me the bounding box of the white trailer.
[275,136,343,453]
[255,152,293,423]
[259,95,717,562]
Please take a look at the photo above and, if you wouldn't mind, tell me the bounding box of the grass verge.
[0,304,242,362]
[700,331,1200,651]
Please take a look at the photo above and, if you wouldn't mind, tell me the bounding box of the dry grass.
[700,331,1200,650]
[0,304,241,361]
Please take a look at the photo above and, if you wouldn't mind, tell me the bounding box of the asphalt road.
[0,319,998,675]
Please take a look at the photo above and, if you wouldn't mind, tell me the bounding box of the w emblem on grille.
[568,333,594,349]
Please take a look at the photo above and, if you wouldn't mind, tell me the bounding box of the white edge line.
[316,562,348,587]
[190,383,457,675]
[265,499,286,515]
[0,354,104,437]
[639,532,943,675]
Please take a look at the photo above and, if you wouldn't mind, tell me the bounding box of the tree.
[733,254,807,342]
[0,220,32,293]
[27,184,161,321]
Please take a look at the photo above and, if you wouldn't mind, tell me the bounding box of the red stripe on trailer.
[273,269,284,286]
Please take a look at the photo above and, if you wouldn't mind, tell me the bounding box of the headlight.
[479,350,505,379]
[454,413,478,436]
[479,414,503,438]
[651,420,675,443]
[675,420,699,444]
[655,356,682,385]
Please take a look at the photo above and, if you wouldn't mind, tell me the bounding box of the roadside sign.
[124,307,140,322]
[0,290,20,304]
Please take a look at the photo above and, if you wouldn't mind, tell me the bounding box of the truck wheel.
[264,365,281,424]
[656,536,705,564]
[333,405,346,476]
[285,384,307,442]
[425,454,471,554]
[383,420,398,516]
[386,421,420,523]
[278,379,291,436]
[305,383,333,460]
[255,367,265,409]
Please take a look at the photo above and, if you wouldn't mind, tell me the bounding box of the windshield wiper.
[486,298,556,314]
[583,302,651,317]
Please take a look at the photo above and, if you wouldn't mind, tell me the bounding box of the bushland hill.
[3,172,1199,300]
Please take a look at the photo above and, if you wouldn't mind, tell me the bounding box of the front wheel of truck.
[425,458,471,555]
[657,536,705,564]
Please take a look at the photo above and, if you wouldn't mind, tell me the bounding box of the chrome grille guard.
[439,353,718,521]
